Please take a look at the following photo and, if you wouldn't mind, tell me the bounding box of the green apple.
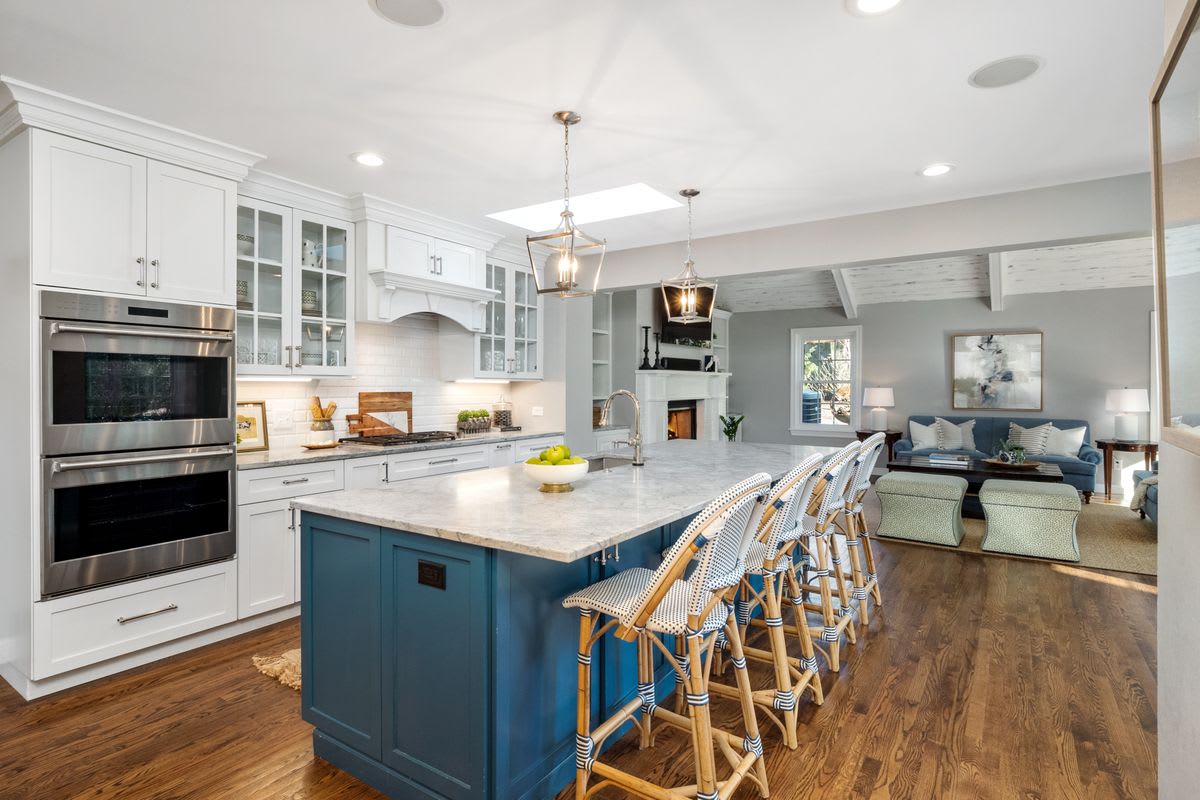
[525,457,541,465]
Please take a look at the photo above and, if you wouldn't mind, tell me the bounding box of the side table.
[856,429,903,461]
[1093,439,1158,501]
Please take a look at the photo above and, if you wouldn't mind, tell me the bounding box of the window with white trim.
[790,326,862,435]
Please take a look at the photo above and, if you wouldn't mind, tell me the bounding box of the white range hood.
[352,194,504,332]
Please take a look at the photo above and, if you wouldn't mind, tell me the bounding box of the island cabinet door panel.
[381,531,490,800]
[301,515,382,760]
[492,550,598,800]
[597,525,679,728]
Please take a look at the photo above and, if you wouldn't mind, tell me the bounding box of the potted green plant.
[719,414,744,442]
[457,409,492,434]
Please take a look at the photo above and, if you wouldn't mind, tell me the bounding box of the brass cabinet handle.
[117,603,178,625]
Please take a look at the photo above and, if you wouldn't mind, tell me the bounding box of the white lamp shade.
[1106,389,1149,413]
[863,387,895,408]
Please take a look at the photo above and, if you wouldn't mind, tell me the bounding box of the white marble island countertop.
[291,440,838,562]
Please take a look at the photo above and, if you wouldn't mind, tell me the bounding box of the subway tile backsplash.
[236,315,502,450]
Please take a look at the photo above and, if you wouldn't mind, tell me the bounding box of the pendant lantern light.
[526,111,606,298]
[660,189,717,324]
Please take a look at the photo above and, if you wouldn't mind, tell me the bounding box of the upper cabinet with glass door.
[234,199,354,377]
[442,259,542,381]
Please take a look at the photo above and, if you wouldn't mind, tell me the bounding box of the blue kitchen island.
[291,440,834,800]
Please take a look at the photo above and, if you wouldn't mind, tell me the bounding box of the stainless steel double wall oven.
[40,291,237,596]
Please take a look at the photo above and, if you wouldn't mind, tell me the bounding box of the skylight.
[486,183,681,232]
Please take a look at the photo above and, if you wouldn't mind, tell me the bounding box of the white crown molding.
[370,269,499,303]
[488,241,531,266]
[350,193,505,251]
[0,76,263,181]
[239,169,354,220]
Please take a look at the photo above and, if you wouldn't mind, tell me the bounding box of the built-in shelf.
[592,293,613,401]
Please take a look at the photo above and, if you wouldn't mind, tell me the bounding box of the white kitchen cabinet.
[146,161,236,305]
[345,456,388,489]
[384,445,490,483]
[235,198,355,377]
[383,227,481,289]
[434,239,477,286]
[489,441,517,467]
[441,259,543,380]
[31,129,235,304]
[511,436,566,464]
[236,498,297,618]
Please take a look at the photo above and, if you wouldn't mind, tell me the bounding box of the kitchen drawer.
[237,460,345,504]
[32,560,237,678]
[511,436,565,464]
[385,445,489,483]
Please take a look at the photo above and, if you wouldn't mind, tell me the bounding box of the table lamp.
[863,387,894,432]
[1106,388,1149,441]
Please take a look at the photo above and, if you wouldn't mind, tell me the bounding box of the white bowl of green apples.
[523,445,588,493]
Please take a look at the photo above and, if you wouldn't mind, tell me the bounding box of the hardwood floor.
[0,539,1156,800]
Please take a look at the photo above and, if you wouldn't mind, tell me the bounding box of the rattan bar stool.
[833,432,887,625]
[712,453,827,750]
[562,473,774,800]
[781,441,861,673]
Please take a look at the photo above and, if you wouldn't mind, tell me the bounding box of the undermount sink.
[585,455,637,473]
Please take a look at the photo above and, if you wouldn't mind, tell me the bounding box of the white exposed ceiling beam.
[831,268,858,320]
[988,252,1006,311]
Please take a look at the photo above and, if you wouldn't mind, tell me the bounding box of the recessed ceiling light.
[845,0,903,16]
[368,0,446,28]
[919,163,955,177]
[968,56,1044,89]
[351,152,385,167]
[487,183,681,232]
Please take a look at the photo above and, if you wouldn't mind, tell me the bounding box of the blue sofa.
[1133,461,1159,522]
[893,415,1100,501]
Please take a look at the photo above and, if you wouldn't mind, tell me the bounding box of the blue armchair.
[1132,461,1158,522]
[893,415,1099,501]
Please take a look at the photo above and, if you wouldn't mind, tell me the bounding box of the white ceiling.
[0,1,1163,252]
[717,236,1154,313]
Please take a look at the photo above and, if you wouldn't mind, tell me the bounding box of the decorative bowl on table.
[523,460,589,493]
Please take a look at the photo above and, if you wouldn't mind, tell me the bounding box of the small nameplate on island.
[417,560,447,590]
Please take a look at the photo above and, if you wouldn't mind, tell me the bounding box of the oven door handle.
[48,322,234,343]
[51,447,235,473]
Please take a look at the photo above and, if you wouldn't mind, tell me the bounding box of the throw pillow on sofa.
[1043,425,1086,458]
[1008,422,1052,455]
[910,420,939,450]
[935,417,976,451]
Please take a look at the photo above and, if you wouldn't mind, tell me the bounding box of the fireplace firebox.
[667,400,697,440]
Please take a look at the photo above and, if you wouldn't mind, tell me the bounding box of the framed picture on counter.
[236,401,270,452]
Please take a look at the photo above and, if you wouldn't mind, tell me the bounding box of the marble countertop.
[237,429,565,471]
[291,440,838,562]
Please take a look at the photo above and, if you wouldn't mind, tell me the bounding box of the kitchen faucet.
[598,389,644,466]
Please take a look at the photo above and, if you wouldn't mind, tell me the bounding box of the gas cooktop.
[341,431,457,447]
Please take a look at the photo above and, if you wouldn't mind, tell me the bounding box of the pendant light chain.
[686,193,694,267]
[562,119,571,213]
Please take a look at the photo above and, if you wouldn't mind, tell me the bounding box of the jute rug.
[861,489,1158,577]
[252,648,301,690]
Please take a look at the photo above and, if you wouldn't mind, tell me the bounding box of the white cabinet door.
[345,457,387,489]
[236,498,297,618]
[490,441,516,467]
[434,239,478,287]
[386,227,436,279]
[32,130,147,296]
[147,161,236,305]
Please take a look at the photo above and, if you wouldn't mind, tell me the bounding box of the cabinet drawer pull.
[428,457,459,466]
[282,477,310,486]
[117,603,178,625]
[495,444,511,450]
[150,259,160,289]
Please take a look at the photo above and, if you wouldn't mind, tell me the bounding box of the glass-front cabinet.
[235,198,353,376]
[476,260,542,380]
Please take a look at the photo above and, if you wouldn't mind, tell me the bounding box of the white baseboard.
[0,604,299,701]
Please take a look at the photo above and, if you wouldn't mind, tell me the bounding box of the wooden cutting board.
[346,391,413,437]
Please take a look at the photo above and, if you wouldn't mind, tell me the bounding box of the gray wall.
[728,287,1154,446]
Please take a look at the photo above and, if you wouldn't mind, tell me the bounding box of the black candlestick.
[653,333,662,369]
[639,326,653,370]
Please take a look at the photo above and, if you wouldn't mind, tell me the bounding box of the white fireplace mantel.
[635,370,731,444]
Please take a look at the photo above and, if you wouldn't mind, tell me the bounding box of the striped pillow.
[1008,422,1051,455]
[935,418,976,451]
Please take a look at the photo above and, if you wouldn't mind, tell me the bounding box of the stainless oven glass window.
[53,470,230,561]
[51,351,229,425]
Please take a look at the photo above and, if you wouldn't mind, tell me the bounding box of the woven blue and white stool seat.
[563,569,730,636]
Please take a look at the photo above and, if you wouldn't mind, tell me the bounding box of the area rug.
[252,649,301,690]
[861,490,1158,576]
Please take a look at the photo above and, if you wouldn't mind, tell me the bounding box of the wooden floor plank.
[0,537,1157,800]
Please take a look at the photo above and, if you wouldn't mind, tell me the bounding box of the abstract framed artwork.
[951,332,1043,411]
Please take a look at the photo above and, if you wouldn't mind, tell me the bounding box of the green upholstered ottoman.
[875,471,968,547]
[979,479,1081,562]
